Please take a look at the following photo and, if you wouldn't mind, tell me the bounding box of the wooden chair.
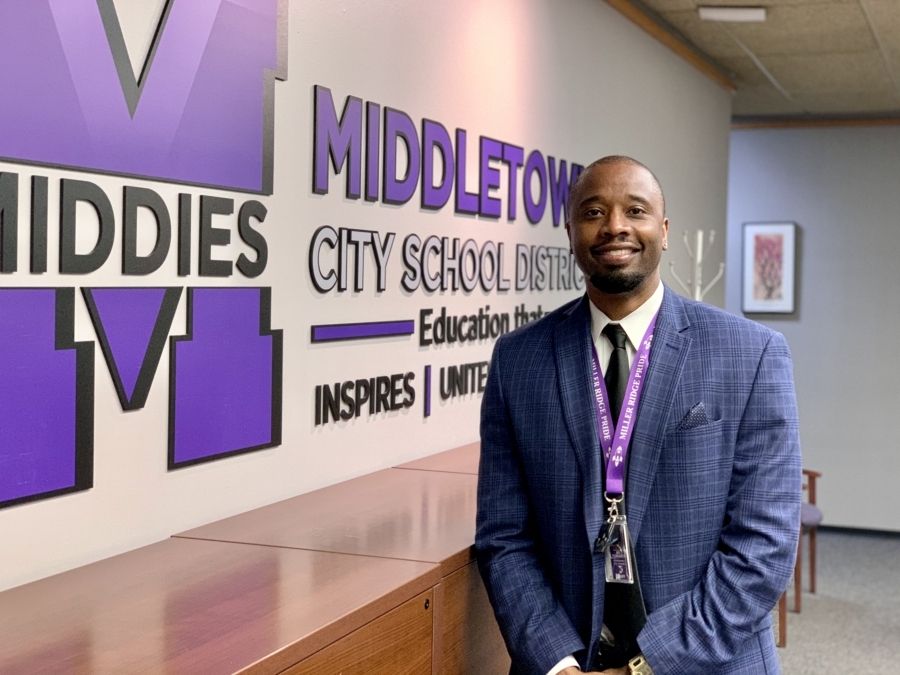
[793,469,823,613]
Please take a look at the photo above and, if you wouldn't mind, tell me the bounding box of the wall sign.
[0,0,288,509]
[0,0,584,512]
[0,0,287,194]
[307,86,585,426]
[0,288,93,509]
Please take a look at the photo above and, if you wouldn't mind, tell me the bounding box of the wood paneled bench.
[0,443,509,675]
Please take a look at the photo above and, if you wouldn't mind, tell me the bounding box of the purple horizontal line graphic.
[311,320,415,343]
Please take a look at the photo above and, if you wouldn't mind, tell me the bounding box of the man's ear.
[661,218,669,251]
[565,221,573,253]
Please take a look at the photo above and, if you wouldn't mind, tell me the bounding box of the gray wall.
[0,0,732,591]
[726,126,900,532]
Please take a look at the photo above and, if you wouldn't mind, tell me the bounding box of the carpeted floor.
[778,529,900,675]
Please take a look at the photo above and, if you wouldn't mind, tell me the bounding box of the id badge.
[603,515,634,584]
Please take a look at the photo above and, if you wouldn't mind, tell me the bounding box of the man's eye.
[585,208,602,217]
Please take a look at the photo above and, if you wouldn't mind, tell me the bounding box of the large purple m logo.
[0,0,287,194]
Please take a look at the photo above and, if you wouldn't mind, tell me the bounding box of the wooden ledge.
[176,466,478,576]
[0,538,440,675]
[0,442,498,675]
[395,442,480,475]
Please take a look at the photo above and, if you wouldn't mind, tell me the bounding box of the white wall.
[0,0,732,591]
[727,126,900,532]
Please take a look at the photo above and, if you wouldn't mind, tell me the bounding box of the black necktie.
[599,323,646,668]
[602,323,629,421]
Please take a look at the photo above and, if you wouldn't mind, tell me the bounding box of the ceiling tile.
[790,90,900,114]
[661,10,745,57]
[693,0,856,6]
[717,54,772,87]
[724,3,876,56]
[759,51,893,92]
[732,85,807,116]
[861,0,900,84]
[639,0,900,117]
[862,0,900,39]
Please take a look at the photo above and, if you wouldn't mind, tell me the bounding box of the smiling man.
[476,156,801,675]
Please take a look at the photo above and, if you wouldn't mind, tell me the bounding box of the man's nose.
[603,208,631,235]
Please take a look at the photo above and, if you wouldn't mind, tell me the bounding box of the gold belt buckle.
[628,654,654,675]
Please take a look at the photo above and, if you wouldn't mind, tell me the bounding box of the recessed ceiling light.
[698,6,767,22]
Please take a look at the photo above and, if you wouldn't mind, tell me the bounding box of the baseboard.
[818,525,900,539]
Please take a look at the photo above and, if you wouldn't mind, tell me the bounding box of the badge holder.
[596,494,635,584]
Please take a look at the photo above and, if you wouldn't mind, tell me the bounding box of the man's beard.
[589,270,646,295]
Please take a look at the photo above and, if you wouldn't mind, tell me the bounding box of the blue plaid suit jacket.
[476,287,801,675]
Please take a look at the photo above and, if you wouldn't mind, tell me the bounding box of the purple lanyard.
[589,312,658,496]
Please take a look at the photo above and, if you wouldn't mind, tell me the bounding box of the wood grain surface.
[282,589,434,675]
[395,442,480,475]
[176,468,477,575]
[439,561,510,675]
[431,581,445,675]
[0,538,439,675]
[732,116,900,130]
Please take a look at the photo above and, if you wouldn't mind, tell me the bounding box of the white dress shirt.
[545,282,664,675]
[588,281,665,376]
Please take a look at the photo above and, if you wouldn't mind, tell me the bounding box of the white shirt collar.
[588,281,665,352]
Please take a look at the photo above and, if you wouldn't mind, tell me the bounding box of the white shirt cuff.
[546,655,580,675]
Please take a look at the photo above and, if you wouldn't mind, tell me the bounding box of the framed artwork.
[742,222,796,314]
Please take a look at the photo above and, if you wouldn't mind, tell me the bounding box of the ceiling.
[623,0,900,121]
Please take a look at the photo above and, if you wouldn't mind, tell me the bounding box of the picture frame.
[742,222,796,314]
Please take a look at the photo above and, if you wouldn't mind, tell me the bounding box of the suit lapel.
[626,288,692,543]
[553,296,606,540]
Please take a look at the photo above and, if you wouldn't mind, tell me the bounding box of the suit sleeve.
[637,331,802,674]
[475,336,586,675]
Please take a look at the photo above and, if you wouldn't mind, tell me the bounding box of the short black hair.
[567,155,666,218]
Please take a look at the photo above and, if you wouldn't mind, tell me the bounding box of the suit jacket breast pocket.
[656,419,732,505]
[669,415,724,435]
[664,418,728,462]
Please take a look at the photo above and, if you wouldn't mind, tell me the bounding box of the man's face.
[566,162,668,296]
